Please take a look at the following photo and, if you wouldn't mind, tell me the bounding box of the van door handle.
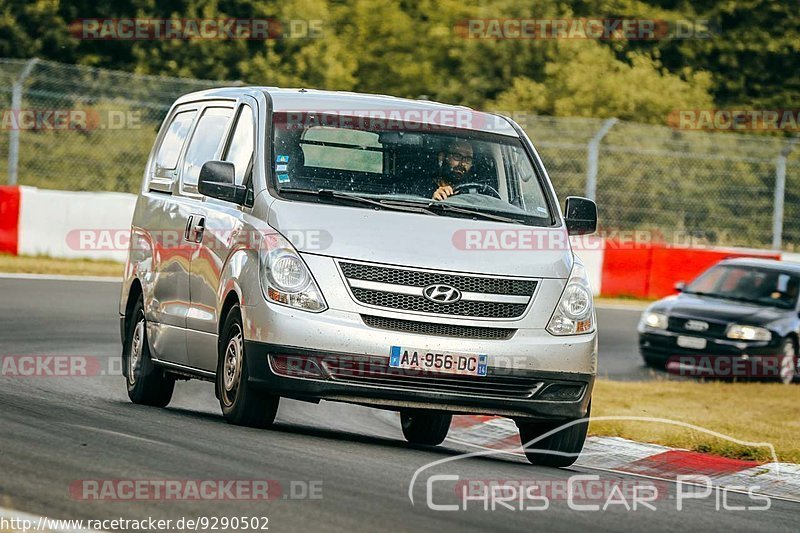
[193,217,205,243]
[184,215,194,241]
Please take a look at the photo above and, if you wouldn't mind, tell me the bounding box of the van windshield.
[271,112,553,226]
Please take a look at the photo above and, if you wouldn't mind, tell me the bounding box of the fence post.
[8,58,39,185]
[772,140,798,250]
[585,117,617,200]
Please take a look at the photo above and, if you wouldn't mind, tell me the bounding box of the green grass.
[592,379,800,463]
[0,253,123,277]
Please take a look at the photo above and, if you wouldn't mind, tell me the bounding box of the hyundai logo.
[422,284,462,304]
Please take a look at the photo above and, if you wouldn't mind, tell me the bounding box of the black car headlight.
[639,312,667,330]
[726,324,771,342]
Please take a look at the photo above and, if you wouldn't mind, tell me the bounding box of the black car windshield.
[271,112,553,226]
[686,264,800,309]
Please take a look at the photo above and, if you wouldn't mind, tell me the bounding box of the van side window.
[182,107,233,187]
[223,106,255,186]
[155,111,196,171]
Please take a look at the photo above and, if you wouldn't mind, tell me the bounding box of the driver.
[430,139,474,201]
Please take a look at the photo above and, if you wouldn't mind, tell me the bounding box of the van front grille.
[340,261,535,295]
[339,261,536,319]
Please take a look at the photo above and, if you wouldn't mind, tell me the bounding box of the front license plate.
[677,336,707,350]
[389,346,487,376]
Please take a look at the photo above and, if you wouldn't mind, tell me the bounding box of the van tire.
[216,305,279,428]
[125,295,175,407]
[517,402,591,467]
[400,409,452,445]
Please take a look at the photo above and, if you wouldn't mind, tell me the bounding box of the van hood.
[267,199,572,278]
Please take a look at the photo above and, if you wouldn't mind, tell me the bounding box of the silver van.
[119,87,598,467]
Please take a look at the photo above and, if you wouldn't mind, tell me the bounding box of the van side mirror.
[675,281,686,292]
[564,196,597,236]
[198,161,246,204]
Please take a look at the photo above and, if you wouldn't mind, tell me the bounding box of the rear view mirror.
[378,131,423,146]
[198,161,246,204]
[564,196,597,236]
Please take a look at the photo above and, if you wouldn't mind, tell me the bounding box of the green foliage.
[0,0,794,120]
[491,43,714,123]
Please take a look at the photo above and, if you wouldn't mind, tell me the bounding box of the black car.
[638,258,800,384]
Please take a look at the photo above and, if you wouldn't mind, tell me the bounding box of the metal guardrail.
[1,58,798,250]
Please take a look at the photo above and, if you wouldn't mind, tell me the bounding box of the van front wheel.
[216,305,279,428]
[125,295,175,407]
[400,409,452,445]
[517,403,591,467]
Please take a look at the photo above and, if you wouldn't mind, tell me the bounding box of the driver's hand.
[432,185,454,201]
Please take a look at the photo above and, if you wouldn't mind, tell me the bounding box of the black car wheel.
[125,295,175,407]
[643,353,666,370]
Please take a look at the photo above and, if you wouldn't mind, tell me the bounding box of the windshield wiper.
[382,199,522,224]
[279,188,433,215]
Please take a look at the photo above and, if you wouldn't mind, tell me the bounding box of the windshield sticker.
[276,155,290,163]
[277,173,290,183]
[276,164,288,172]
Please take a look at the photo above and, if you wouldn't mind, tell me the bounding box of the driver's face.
[445,143,473,179]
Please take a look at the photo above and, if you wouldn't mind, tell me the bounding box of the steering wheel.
[452,182,502,199]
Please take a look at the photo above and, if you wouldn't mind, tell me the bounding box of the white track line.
[0,272,120,283]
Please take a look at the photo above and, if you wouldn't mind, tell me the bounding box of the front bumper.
[242,300,597,374]
[639,329,784,378]
[240,263,596,419]
[244,341,594,420]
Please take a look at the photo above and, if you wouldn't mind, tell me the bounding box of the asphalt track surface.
[0,277,797,532]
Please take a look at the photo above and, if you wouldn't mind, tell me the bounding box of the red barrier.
[599,240,653,298]
[647,246,780,298]
[0,186,20,255]
[600,239,781,298]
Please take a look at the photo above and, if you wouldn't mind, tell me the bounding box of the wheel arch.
[219,290,242,342]
[121,278,144,378]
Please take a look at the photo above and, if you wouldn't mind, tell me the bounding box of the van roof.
[172,86,520,137]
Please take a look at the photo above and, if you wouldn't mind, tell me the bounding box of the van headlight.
[259,233,327,312]
[546,263,595,335]
[726,324,771,342]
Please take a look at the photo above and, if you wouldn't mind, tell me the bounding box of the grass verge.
[591,379,800,463]
[0,253,123,277]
